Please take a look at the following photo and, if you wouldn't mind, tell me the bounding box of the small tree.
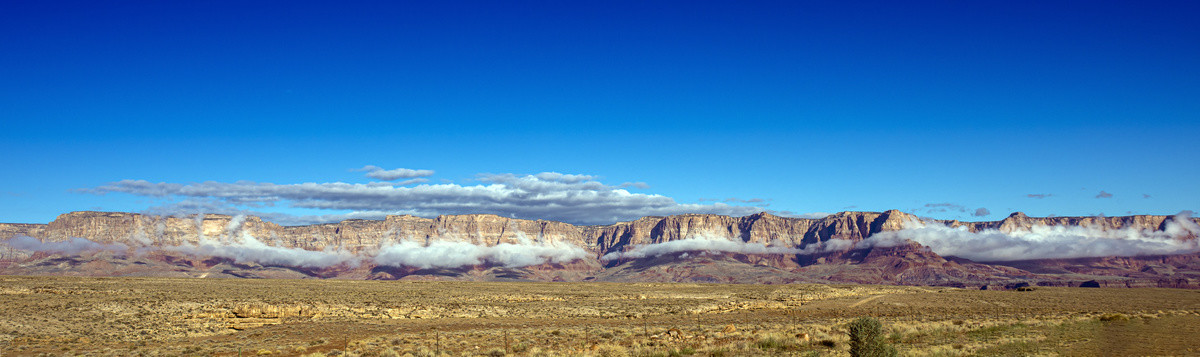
[848,317,897,357]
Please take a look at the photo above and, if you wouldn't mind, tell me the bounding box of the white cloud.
[88,171,766,225]
[1,236,128,255]
[168,232,355,268]
[355,165,435,181]
[4,214,590,270]
[866,212,1200,261]
[374,235,589,269]
[600,234,809,261]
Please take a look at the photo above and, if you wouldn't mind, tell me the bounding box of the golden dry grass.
[0,276,1198,356]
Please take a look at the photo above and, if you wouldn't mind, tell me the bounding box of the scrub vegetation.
[0,276,1198,356]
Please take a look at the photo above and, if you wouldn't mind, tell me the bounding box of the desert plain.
[1,276,1198,357]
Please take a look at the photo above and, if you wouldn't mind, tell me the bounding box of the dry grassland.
[1,276,1198,356]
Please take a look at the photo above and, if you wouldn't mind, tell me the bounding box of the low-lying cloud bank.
[375,237,589,269]
[7,213,1200,267]
[600,234,818,261]
[1,236,129,256]
[601,213,1200,262]
[2,234,590,269]
[867,212,1200,261]
[166,233,355,268]
[1,216,591,269]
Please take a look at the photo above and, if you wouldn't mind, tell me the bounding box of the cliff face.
[3,209,1194,257]
[6,212,594,254]
[3,210,1199,287]
[942,211,1182,234]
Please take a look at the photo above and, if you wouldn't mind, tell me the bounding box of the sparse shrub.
[1015,286,1036,292]
[1099,313,1129,322]
[847,317,897,357]
[483,348,505,357]
[755,334,795,351]
[595,343,630,357]
[818,339,836,348]
[407,346,435,357]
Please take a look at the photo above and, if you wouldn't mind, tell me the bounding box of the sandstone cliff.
[3,210,1199,287]
[943,211,1182,233]
[3,209,1195,258]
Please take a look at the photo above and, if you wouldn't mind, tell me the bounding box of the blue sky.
[1,1,1197,225]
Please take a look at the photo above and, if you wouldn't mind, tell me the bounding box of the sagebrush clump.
[847,317,897,357]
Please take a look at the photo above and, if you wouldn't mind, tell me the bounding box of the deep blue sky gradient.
[2,1,1197,223]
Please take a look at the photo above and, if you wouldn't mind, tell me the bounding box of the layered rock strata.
[2,210,1196,258]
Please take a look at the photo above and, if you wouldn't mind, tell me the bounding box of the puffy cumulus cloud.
[1096,191,1113,198]
[973,208,991,217]
[87,172,766,225]
[865,212,1200,262]
[374,236,589,269]
[355,165,435,181]
[1,236,129,255]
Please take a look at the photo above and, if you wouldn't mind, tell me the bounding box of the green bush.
[847,317,897,357]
